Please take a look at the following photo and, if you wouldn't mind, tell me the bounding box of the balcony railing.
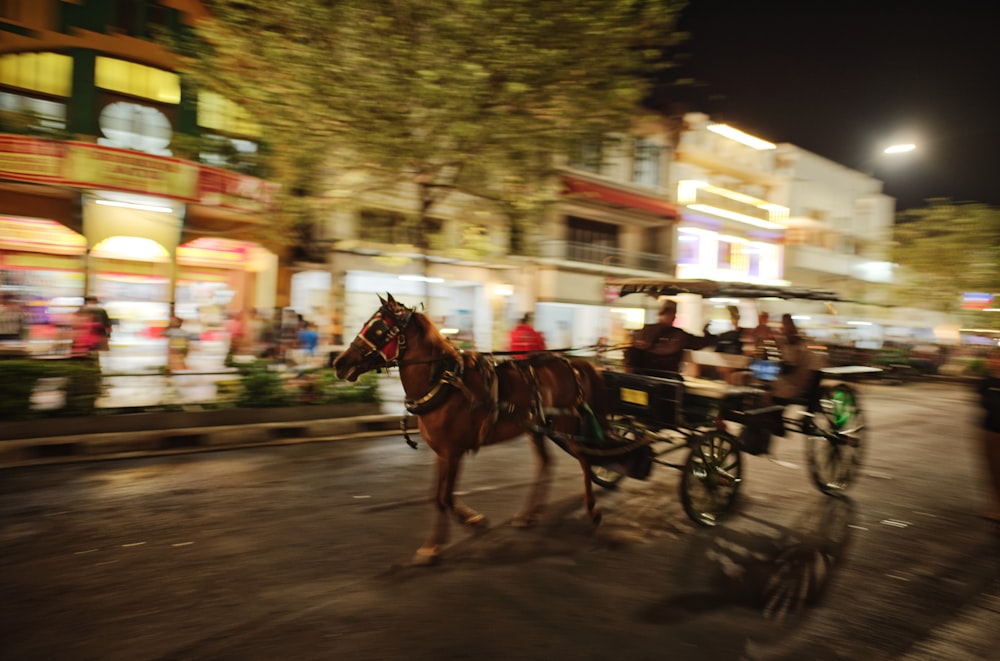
[689,188,773,224]
[538,240,669,273]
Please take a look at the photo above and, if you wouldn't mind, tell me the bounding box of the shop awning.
[562,176,678,218]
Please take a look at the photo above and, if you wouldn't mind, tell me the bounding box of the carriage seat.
[602,370,684,428]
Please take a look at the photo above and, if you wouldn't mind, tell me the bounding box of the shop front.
[334,250,514,352]
[0,135,281,357]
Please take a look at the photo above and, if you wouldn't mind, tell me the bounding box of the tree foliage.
[175,0,687,254]
[892,199,1000,318]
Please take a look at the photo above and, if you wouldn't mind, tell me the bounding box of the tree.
[174,0,688,258]
[892,199,1000,323]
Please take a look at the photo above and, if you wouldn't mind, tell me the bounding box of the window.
[198,91,261,138]
[632,138,662,188]
[97,101,173,155]
[677,231,700,265]
[569,138,603,173]
[0,52,73,97]
[112,0,139,35]
[95,57,180,104]
[358,210,442,248]
[566,216,617,264]
[746,247,761,277]
[717,239,734,269]
[0,92,67,134]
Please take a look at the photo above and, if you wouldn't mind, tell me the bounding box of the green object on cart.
[831,389,854,428]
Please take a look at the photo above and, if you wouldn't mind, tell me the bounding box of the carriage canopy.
[607,278,847,303]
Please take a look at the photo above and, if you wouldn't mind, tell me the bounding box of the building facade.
[0,0,280,349]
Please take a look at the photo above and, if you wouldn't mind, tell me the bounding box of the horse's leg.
[452,451,487,529]
[414,453,459,565]
[579,457,602,525]
[512,431,552,528]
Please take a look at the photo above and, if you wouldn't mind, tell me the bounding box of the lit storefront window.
[0,52,73,97]
[95,57,180,104]
[677,226,782,282]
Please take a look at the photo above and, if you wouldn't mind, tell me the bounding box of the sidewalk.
[1,374,411,469]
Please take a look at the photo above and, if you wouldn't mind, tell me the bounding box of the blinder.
[351,300,413,366]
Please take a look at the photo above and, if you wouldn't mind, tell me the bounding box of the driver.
[625,299,715,377]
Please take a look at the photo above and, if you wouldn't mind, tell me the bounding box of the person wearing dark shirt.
[625,299,714,376]
[714,305,745,356]
[82,296,112,352]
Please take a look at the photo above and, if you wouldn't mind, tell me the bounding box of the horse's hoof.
[464,513,488,528]
[510,513,537,528]
[412,546,440,566]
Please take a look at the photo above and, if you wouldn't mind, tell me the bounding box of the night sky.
[667,0,1000,210]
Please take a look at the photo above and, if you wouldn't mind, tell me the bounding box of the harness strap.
[404,353,465,415]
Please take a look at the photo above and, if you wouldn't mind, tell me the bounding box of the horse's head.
[333,293,414,382]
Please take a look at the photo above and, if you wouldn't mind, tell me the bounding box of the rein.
[354,297,601,450]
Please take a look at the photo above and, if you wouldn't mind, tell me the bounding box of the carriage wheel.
[590,464,626,490]
[680,429,742,527]
[588,416,636,490]
[805,383,865,494]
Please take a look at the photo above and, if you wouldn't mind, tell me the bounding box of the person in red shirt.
[508,313,546,358]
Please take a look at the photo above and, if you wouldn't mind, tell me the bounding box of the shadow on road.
[640,493,855,624]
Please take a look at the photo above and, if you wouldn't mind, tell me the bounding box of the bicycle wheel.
[805,383,865,494]
[680,429,742,526]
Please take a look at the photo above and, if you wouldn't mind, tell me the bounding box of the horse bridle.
[349,299,414,368]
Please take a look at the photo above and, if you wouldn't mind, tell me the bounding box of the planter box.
[0,402,381,442]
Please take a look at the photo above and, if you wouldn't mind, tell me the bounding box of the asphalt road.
[1,381,998,660]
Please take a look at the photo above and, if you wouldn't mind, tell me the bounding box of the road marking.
[122,541,146,547]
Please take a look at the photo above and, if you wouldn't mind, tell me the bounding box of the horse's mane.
[408,309,462,360]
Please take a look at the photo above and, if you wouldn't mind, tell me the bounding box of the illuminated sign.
[0,134,276,211]
[962,292,994,310]
[0,216,87,255]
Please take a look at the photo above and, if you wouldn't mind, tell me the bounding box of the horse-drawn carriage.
[333,282,872,564]
[591,278,872,527]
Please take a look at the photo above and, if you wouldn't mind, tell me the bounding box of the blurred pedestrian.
[508,313,546,358]
[0,292,25,342]
[82,295,112,352]
[245,308,266,357]
[164,315,191,371]
[69,307,101,359]
[977,349,1000,532]
[223,310,245,358]
[297,320,319,364]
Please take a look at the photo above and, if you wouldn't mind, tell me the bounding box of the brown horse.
[333,294,611,565]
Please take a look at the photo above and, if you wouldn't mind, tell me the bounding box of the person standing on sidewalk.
[164,315,191,371]
[82,296,112,351]
[507,313,546,358]
[0,292,25,342]
[977,349,1000,532]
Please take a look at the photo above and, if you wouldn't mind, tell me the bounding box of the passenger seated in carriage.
[767,313,825,403]
[624,299,716,377]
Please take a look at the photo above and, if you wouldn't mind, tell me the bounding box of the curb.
[0,413,410,469]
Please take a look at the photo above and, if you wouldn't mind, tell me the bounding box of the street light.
[883,143,916,155]
[860,142,918,176]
